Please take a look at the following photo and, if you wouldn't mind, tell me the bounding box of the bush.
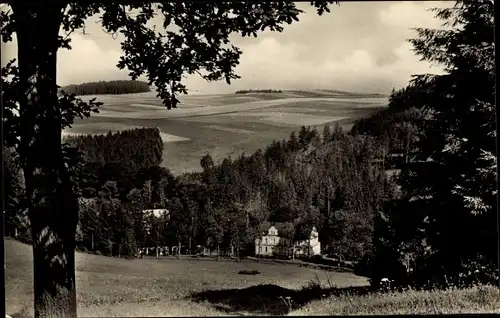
[17,229,32,245]
[238,270,261,275]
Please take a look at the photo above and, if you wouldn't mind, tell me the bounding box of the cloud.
[378,1,451,29]
[2,1,453,94]
[57,33,129,85]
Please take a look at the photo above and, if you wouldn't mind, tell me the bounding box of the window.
[265,247,268,253]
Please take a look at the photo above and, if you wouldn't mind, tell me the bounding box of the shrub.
[238,270,261,275]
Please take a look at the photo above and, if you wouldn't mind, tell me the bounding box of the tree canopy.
[60,80,151,96]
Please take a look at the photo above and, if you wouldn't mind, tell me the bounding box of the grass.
[6,239,499,316]
[290,285,500,315]
[66,90,385,174]
[5,239,366,317]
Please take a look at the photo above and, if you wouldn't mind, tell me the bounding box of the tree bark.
[13,4,78,318]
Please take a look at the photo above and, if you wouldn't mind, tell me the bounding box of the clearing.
[5,239,367,317]
[6,240,498,316]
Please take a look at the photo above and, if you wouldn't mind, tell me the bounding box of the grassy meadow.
[5,239,367,317]
[6,239,499,317]
[290,285,500,315]
[64,89,387,174]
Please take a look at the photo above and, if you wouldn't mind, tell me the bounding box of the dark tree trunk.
[13,4,78,318]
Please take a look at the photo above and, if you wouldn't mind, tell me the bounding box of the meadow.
[6,239,499,317]
[64,89,387,174]
[5,239,367,317]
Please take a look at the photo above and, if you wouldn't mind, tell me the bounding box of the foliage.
[356,0,496,289]
[2,146,28,238]
[60,80,151,96]
[65,127,164,196]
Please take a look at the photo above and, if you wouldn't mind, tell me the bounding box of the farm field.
[64,90,387,174]
[5,239,368,317]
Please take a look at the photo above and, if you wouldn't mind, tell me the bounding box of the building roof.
[273,222,293,233]
[260,222,293,233]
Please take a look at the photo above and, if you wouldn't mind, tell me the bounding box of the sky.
[2,1,452,95]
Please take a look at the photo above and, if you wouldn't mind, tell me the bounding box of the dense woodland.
[60,80,151,96]
[3,1,495,292]
[235,89,283,94]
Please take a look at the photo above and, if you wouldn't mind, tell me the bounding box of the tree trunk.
[13,4,78,318]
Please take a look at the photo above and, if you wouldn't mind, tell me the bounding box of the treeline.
[60,80,151,96]
[235,89,283,94]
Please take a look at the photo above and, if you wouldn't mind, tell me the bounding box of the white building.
[255,225,293,256]
[143,209,170,219]
[255,224,321,257]
[294,226,321,257]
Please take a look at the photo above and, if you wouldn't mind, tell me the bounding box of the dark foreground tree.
[1,2,339,317]
[369,0,496,288]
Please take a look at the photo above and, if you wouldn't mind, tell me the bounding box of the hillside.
[65,89,387,174]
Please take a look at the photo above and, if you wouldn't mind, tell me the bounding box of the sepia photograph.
[2,0,497,317]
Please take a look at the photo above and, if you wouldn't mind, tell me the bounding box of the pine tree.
[374,0,496,287]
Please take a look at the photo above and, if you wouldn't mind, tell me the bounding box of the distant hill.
[60,80,151,96]
[235,89,283,94]
[276,89,387,99]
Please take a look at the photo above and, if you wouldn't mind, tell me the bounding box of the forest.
[60,80,151,96]
[4,124,393,262]
[3,0,495,293]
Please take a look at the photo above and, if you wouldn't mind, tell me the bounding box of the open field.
[65,90,387,174]
[6,239,499,317]
[5,239,367,317]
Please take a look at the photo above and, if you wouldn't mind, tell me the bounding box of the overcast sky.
[2,1,452,95]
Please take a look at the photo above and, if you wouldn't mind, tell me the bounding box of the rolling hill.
[64,89,388,175]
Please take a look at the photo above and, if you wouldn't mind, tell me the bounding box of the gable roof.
[260,222,294,235]
[273,222,293,233]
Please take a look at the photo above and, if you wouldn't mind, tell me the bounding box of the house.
[143,209,170,219]
[255,223,321,257]
[255,224,293,257]
[294,226,321,257]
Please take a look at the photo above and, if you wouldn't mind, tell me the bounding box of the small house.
[255,224,321,258]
